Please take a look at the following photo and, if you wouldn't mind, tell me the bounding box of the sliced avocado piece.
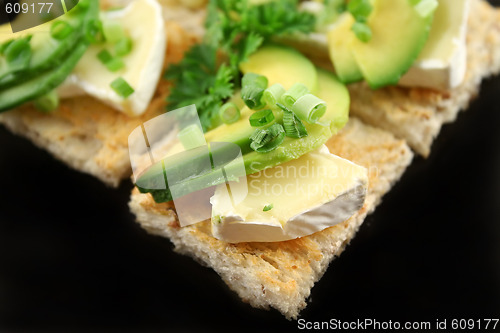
[0,0,99,88]
[351,0,435,89]
[316,69,350,131]
[239,44,318,92]
[327,13,364,84]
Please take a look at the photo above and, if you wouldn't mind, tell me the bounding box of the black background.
[1,2,500,332]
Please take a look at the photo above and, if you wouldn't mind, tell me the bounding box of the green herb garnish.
[351,22,372,43]
[50,21,74,40]
[347,0,372,22]
[249,109,274,127]
[33,90,59,113]
[241,73,268,110]
[110,77,134,98]
[291,94,327,124]
[165,0,316,132]
[219,102,241,124]
[277,103,308,139]
[250,123,285,153]
[263,204,273,212]
[281,83,309,109]
[263,83,286,108]
[348,0,373,42]
[97,49,124,72]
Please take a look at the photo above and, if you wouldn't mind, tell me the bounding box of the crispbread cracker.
[1,0,498,184]
[129,118,413,318]
[0,21,197,186]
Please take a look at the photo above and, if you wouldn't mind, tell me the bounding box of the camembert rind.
[210,146,368,243]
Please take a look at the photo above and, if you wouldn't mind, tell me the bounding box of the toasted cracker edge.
[129,118,413,319]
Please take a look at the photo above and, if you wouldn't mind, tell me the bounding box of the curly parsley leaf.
[165,0,316,132]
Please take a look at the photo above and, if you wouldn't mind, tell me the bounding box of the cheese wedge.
[210,146,368,243]
[399,0,470,90]
[58,0,166,116]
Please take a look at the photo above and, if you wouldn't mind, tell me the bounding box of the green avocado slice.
[351,0,435,89]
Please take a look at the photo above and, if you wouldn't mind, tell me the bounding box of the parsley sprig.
[165,0,316,132]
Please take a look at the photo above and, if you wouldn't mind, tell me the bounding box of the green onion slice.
[250,123,285,153]
[97,49,113,64]
[291,94,327,124]
[105,57,125,72]
[277,103,308,139]
[102,20,125,43]
[281,83,309,109]
[114,36,133,56]
[50,21,74,40]
[241,73,268,110]
[4,37,31,72]
[347,0,373,22]
[219,102,241,124]
[263,83,286,107]
[351,22,372,43]
[110,77,134,98]
[85,19,105,44]
[249,109,274,127]
[97,49,125,72]
[34,90,59,113]
[178,124,205,150]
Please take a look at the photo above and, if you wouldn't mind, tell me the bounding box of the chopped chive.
[263,204,273,212]
[34,90,59,113]
[291,94,327,124]
[105,57,125,72]
[110,77,134,98]
[263,83,286,108]
[351,22,372,43]
[114,37,133,57]
[85,19,104,44]
[178,124,205,150]
[102,20,125,44]
[50,21,74,40]
[4,37,31,72]
[347,0,373,23]
[250,123,285,153]
[219,102,241,124]
[241,73,268,110]
[97,50,125,72]
[97,49,113,64]
[249,109,274,127]
[281,83,309,109]
[278,103,308,138]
